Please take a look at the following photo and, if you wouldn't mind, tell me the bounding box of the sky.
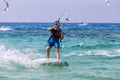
[0,0,120,23]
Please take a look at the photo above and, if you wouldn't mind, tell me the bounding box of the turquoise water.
[0,23,120,80]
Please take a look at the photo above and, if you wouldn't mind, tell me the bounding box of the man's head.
[54,21,60,28]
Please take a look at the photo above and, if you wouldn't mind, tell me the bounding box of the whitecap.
[63,49,120,57]
[0,45,33,68]
[0,45,52,68]
[0,26,13,31]
[78,50,120,57]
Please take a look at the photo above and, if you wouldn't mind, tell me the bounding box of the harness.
[48,28,61,42]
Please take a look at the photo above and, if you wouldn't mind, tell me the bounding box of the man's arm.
[60,30,64,41]
[47,26,55,31]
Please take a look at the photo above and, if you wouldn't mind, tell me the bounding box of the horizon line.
[0,22,120,24]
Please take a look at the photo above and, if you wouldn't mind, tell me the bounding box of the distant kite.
[65,18,70,22]
[105,0,110,6]
[65,14,71,22]
[1,0,9,13]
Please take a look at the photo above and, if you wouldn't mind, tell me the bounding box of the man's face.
[55,21,60,28]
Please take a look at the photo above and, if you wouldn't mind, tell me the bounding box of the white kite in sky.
[105,0,110,6]
[0,0,9,13]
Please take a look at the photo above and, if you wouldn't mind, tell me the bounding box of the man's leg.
[55,48,60,60]
[46,46,51,58]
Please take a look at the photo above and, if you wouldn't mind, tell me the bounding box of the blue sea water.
[0,23,120,80]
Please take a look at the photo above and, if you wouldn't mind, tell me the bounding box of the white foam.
[79,50,120,57]
[32,58,60,63]
[0,45,62,68]
[0,26,13,31]
[63,49,120,57]
[62,52,77,57]
[0,45,34,68]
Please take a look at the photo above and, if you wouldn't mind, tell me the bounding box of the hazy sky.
[0,0,120,23]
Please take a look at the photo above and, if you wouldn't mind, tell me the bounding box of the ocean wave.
[63,49,120,57]
[69,43,120,50]
[0,45,44,69]
[0,45,68,69]
[0,26,13,31]
[81,50,120,57]
[0,45,31,66]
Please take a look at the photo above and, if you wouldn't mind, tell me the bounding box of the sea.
[0,22,120,80]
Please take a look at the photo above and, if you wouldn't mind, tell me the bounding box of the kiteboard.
[40,60,69,66]
[35,58,69,67]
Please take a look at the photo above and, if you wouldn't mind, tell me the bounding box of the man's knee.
[46,46,50,51]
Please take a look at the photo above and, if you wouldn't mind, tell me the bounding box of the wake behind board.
[38,58,69,66]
